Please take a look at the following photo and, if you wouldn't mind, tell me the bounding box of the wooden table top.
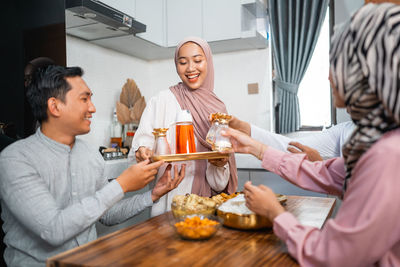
[47,196,335,267]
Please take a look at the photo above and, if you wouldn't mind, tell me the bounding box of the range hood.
[65,0,146,41]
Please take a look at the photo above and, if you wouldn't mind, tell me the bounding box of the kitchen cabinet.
[164,0,268,48]
[203,0,242,42]
[82,0,269,60]
[166,0,203,47]
[135,0,166,46]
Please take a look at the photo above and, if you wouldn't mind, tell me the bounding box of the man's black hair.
[26,65,83,123]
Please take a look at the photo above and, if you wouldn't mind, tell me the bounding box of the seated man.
[229,116,355,161]
[0,65,186,267]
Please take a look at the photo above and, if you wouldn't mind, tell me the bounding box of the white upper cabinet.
[135,0,166,46]
[164,0,268,48]
[203,0,241,42]
[166,0,202,47]
[90,0,269,60]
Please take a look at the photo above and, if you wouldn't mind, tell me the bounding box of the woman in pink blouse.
[223,3,400,266]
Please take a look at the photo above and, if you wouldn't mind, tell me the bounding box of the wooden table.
[47,196,335,267]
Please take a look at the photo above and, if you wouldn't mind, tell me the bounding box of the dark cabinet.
[0,0,66,139]
[0,1,67,265]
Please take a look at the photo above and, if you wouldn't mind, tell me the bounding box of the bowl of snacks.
[216,193,287,230]
[171,194,217,218]
[172,214,221,240]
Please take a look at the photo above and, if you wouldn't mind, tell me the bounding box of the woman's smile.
[186,73,200,83]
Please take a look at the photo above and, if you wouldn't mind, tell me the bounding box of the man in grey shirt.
[0,65,186,267]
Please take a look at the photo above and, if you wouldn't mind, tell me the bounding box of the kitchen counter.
[104,158,131,179]
[234,153,263,170]
[47,196,336,267]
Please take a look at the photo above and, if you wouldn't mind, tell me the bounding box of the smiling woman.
[129,36,238,217]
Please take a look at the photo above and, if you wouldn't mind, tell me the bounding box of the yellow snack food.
[174,216,219,240]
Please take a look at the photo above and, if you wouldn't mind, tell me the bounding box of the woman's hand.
[221,128,268,160]
[151,164,186,202]
[135,146,153,162]
[287,141,323,162]
[208,157,229,167]
[243,181,285,221]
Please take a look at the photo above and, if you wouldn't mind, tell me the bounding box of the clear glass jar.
[152,128,171,156]
[208,113,233,152]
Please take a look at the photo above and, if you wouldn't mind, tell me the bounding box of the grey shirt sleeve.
[0,155,124,247]
[99,190,153,226]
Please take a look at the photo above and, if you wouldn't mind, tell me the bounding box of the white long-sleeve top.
[129,89,230,216]
[251,121,355,158]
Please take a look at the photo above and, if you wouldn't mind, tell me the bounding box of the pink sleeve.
[271,138,400,266]
[261,147,345,196]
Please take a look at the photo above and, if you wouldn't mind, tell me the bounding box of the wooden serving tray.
[152,151,231,162]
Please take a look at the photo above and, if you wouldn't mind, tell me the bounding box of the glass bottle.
[175,110,196,154]
[152,128,171,156]
[110,108,122,148]
[123,123,138,148]
[211,113,233,152]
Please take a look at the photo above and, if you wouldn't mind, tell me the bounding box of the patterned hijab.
[170,36,238,196]
[330,3,400,190]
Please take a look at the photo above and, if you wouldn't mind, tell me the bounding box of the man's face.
[58,76,96,136]
[176,42,208,90]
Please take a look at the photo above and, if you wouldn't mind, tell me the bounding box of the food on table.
[216,193,287,229]
[211,192,241,205]
[171,192,243,217]
[172,194,217,217]
[218,194,253,214]
[174,216,219,240]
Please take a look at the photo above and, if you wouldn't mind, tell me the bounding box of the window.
[297,9,331,128]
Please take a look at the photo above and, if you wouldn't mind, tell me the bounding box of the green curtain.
[269,0,328,133]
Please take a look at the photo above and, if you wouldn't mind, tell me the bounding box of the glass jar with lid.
[152,128,171,156]
[207,113,233,152]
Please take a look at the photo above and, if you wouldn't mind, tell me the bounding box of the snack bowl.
[216,209,272,230]
[171,200,216,218]
[216,193,287,230]
[170,214,222,240]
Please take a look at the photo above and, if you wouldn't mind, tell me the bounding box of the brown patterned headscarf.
[170,36,238,196]
[330,3,400,191]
